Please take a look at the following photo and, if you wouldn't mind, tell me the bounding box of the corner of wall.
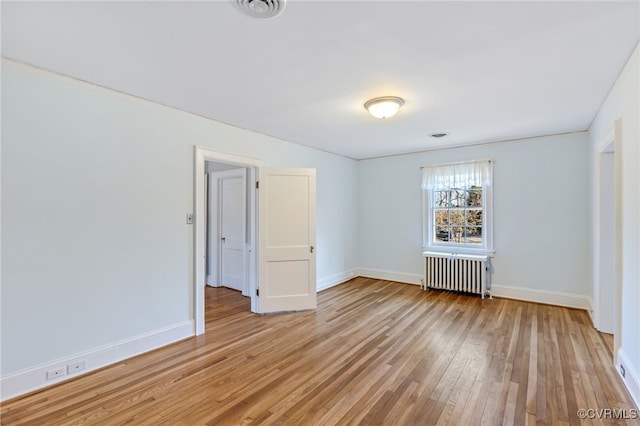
[317,269,359,292]
[0,321,194,402]
[586,296,596,327]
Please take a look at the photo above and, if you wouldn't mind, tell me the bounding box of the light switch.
[186,213,193,225]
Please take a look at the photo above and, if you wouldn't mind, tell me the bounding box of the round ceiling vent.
[233,0,287,19]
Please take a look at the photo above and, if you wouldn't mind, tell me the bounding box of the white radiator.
[422,251,491,299]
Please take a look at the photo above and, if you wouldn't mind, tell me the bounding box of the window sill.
[422,247,495,257]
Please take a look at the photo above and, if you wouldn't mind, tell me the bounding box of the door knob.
[221,237,226,242]
[310,245,314,253]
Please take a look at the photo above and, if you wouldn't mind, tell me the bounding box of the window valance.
[421,160,492,190]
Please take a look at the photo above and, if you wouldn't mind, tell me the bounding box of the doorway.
[207,164,249,296]
[194,148,263,335]
[594,121,621,363]
[194,147,318,336]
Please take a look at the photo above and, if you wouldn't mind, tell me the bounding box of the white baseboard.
[1,321,194,402]
[317,269,358,292]
[491,284,591,310]
[357,268,422,285]
[618,349,640,409]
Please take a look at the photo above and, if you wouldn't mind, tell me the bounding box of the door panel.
[258,168,316,313]
[266,260,311,297]
[265,174,310,247]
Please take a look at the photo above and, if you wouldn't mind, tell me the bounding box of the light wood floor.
[2,278,638,425]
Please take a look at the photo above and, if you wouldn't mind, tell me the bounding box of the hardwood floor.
[601,333,615,360]
[2,278,638,425]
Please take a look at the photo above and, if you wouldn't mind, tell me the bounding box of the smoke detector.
[233,0,287,19]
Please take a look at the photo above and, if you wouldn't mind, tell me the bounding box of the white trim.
[618,349,640,409]
[422,251,488,262]
[194,147,264,334]
[357,268,422,285]
[420,246,495,257]
[491,284,591,310]
[317,269,358,291]
[592,120,622,361]
[593,126,614,329]
[594,124,616,153]
[0,321,193,402]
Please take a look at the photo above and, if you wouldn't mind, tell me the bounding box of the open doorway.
[594,121,621,364]
[194,148,264,335]
[205,162,253,325]
[194,147,318,335]
[206,162,250,296]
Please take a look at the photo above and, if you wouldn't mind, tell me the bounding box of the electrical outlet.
[620,364,626,378]
[68,360,87,375]
[46,367,66,380]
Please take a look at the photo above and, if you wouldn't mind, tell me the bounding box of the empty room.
[1,1,639,424]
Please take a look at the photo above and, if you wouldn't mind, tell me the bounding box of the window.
[422,160,493,254]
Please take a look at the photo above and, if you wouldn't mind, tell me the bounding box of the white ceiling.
[2,1,639,159]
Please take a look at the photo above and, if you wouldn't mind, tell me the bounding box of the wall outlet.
[68,360,87,375]
[46,367,67,380]
[620,364,626,378]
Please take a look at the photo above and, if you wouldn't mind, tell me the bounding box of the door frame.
[593,120,622,363]
[194,147,264,335]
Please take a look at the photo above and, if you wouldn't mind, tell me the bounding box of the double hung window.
[422,160,493,254]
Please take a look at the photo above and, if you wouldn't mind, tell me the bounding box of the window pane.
[435,226,449,242]
[450,188,465,207]
[450,226,464,243]
[466,209,482,226]
[434,191,449,207]
[465,227,482,244]
[435,210,449,225]
[467,187,482,207]
[450,211,464,225]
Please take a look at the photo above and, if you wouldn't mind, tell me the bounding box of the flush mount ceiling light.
[364,96,405,119]
[233,0,286,19]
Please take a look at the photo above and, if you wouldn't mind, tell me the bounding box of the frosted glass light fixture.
[364,96,405,119]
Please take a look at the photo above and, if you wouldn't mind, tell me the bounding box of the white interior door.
[258,168,316,313]
[220,171,247,293]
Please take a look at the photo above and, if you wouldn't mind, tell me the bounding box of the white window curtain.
[421,160,491,190]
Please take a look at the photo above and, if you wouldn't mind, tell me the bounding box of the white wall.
[358,132,592,304]
[589,43,640,407]
[4,44,637,403]
[1,60,359,378]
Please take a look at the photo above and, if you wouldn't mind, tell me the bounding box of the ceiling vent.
[233,0,287,19]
